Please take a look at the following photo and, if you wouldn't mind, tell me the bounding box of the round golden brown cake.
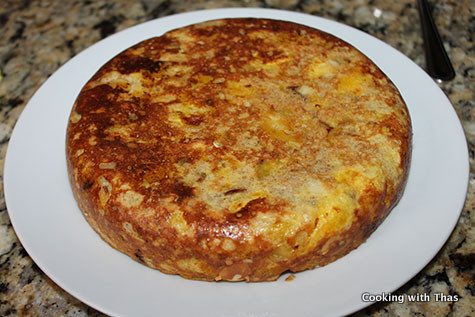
[66,18,412,282]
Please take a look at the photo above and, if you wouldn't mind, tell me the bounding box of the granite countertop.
[0,0,473,316]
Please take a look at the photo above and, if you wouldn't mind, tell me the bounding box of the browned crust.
[66,18,412,282]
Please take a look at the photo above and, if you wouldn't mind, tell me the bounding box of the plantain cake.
[66,18,412,282]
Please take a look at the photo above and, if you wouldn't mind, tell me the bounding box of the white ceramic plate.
[4,8,469,317]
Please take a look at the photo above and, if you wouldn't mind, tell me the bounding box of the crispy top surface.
[67,18,411,250]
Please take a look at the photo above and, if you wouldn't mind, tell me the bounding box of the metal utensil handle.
[417,0,455,81]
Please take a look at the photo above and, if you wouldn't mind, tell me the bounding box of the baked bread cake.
[66,18,412,282]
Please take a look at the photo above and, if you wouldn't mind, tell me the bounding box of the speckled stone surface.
[0,0,473,316]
